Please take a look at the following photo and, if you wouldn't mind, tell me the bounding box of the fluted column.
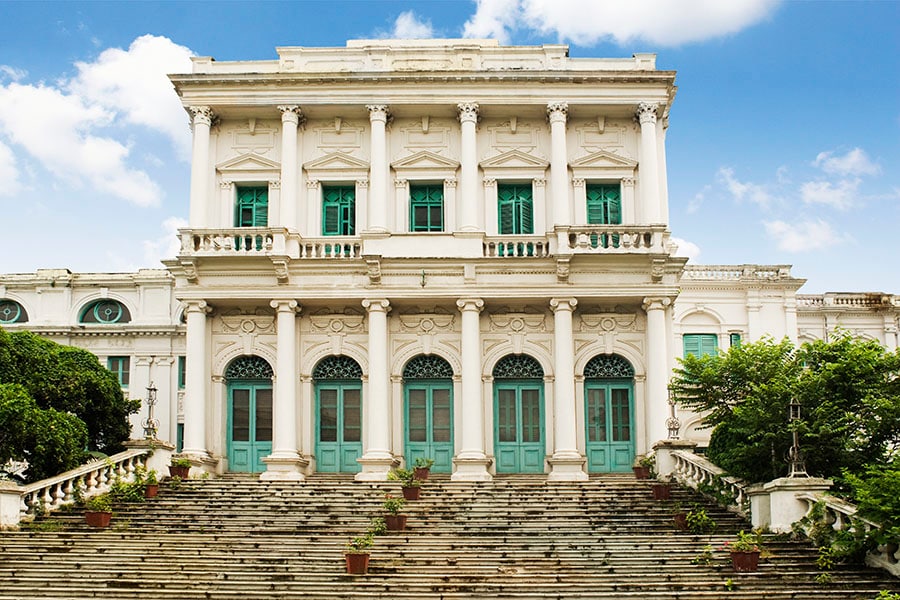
[452,298,492,481]
[547,102,571,228]
[643,297,671,447]
[182,300,211,461]
[636,102,661,224]
[188,106,215,227]
[457,102,480,232]
[366,105,390,233]
[277,106,302,230]
[357,298,395,480]
[261,299,306,481]
[548,298,587,480]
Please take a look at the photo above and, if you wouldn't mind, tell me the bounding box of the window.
[498,183,533,235]
[0,300,27,324]
[409,184,444,232]
[322,186,355,236]
[235,186,268,227]
[178,356,186,389]
[730,333,742,348]
[586,184,622,225]
[683,334,718,358]
[107,356,130,387]
[80,300,131,324]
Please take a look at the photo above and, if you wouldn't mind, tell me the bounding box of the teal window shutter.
[730,333,742,348]
[107,356,130,387]
[586,184,622,225]
[409,184,444,232]
[498,183,534,235]
[235,187,268,227]
[683,334,718,358]
[322,186,355,236]
[178,356,186,390]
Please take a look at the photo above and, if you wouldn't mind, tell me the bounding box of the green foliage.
[84,494,112,513]
[367,517,387,536]
[388,467,421,487]
[725,530,761,553]
[170,457,192,468]
[873,592,900,600]
[691,544,715,565]
[108,477,145,503]
[686,506,717,534]
[382,494,406,515]
[844,461,900,547]
[413,457,435,469]
[346,532,375,554]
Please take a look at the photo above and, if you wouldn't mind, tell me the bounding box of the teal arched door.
[314,356,363,473]
[403,355,454,473]
[225,356,273,473]
[493,354,545,474]
[584,354,636,473]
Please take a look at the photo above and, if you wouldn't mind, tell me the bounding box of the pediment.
[304,151,370,172]
[570,150,637,170]
[216,153,281,173]
[391,150,459,171]
[479,149,549,170]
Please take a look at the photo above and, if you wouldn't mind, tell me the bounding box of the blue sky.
[0,0,897,294]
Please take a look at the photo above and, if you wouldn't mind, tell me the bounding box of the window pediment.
[391,150,459,179]
[216,153,281,176]
[304,151,369,180]
[571,150,636,180]
[480,149,548,179]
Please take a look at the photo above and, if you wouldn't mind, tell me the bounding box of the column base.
[354,454,400,481]
[451,455,493,482]
[260,453,310,482]
[547,454,588,481]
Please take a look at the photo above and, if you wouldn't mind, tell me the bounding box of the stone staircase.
[0,474,897,599]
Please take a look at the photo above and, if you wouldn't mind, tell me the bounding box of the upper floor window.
[235,186,268,227]
[107,356,130,388]
[80,300,131,324]
[586,184,622,225]
[730,333,742,348]
[409,184,444,232]
[683,334,718,358]
[178,356,187,390]
[0,300,27,324]
[322,185,355,236]
[498,183,533,235]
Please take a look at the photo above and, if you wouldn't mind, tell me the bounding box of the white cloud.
[813,147,880,177]
[0,65,27,82]
[69,34,194,160]
[0,140,22,197]
[143,216,187,266]
[670,237,701,260]
[463,0,780,46]
[389,11,435,39]
[716,167,775,208]
[800,178,860,210]
[686,185,710,214]
[763,219,846,252]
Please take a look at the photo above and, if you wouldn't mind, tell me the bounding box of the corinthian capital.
[546,101,568,123]
[457,102,480,124]
[635,102,658,125]
[189,106,215,126]
[366,105,391,123]
[277,105,305,126]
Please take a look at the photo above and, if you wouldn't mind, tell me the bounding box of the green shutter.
[322,186,355,236]
[235,187,268,227]
[586,184,622,225]
[730,333,742,348]
[683,334,718,358]
[498,184,534,235]
[409,184,444,232]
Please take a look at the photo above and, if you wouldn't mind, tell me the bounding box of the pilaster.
[642,296,672,449]
[547,102,571,228]
[188,106,215,227]
[182,300,211,461]
[548,297,587,481]
[453,298,492,481]
[366,105,390,233]
[457,102,480,232]
[635,102,660,224]
[356,298,397,480]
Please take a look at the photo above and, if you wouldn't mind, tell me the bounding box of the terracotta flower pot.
[730,550,760,573]
[85,510,112,528]
[413,466,430,481]
[385,514,408,531]
[633,466,651,479]
[674,512,688,530]
[401,486,421,501]
[345,552,370,574]
[651,483,671,500]
[144,484,159,498]
[168,465,190,479]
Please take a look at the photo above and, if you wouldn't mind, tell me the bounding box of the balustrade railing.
[681,264,793,281]
[483,236,551,258]
[0,448,149,527]
[670,449,749,515]
[298,237,361,259]
[181,228,283,255]
[557,225,668,254]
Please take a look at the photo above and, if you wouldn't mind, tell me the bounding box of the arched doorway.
[403,355,454,473]
[225,355,273,473]
[584,354,635,472]
[313,356,363,473]
[493,354,545,473]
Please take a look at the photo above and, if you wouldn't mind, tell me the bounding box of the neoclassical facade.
[1,40,897,482]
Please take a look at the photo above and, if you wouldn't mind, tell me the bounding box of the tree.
[0,328,139,481]
[671,334,900,486]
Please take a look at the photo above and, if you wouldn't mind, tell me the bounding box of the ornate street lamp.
[666,385,681,440]
[786,398,808,478]
[141,382,159,440]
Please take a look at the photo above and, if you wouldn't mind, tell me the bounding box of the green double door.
[227,382,272,473]
[316,382,362,473]
[494,382,545,473]
[585,381,634,472]
[404,382,453,473]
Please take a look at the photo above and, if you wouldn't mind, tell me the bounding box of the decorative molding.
[546,101,568,123]
[579,313,642,333]
[398,313,455,334]
[309,308,365,334]
[635,102,658,125]
[457,102,480,124]
[277,105,305,126]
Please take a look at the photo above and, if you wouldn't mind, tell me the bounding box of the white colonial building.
[1,40,897,482]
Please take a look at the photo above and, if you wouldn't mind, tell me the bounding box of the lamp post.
[141,382,159,440]
[666,385,681,440]
[787,398,808,478]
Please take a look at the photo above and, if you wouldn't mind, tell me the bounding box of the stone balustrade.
[556,225,668,254]
[483,236,551,258]
[0,448,150,528]
[681,264,793,281]
[298,237,361,259]
[796,292,898,309]
[670,449,749,515]
[181,228,285,255]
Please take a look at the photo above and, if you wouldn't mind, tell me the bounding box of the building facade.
[1,40,897,482]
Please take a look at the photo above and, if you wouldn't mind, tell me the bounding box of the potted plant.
[413,457,435,481]
[725,530,762,573]
[344,532,374,574]
[388,467,422,500]
[673,503,688,530]
[633,454,654,479]
[651,478,672,500]
[143,469,159,498]
[84,494,113,528]
[686,506,717,534]
[382,494,408,531]
[169,457,192,479]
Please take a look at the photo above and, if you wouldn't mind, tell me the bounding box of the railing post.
[756,477,833,533]
[653,439,696,479]
[0,481,23,529]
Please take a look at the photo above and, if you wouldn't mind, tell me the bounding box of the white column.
[261,299,306,481]
[278,106,302,230]
[182,300,211,460]
[366,105,390,233]
[457,102,480,232]
[636,102,661,224]
[548,298,587,481]
[547,102,571,228]
[643,297,671,448]
[188,106,215,227]
[453,298,492,481]
[357,298,395,480]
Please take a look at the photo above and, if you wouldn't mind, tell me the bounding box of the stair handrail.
[670,449,750,516]
[0,447,150,528]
